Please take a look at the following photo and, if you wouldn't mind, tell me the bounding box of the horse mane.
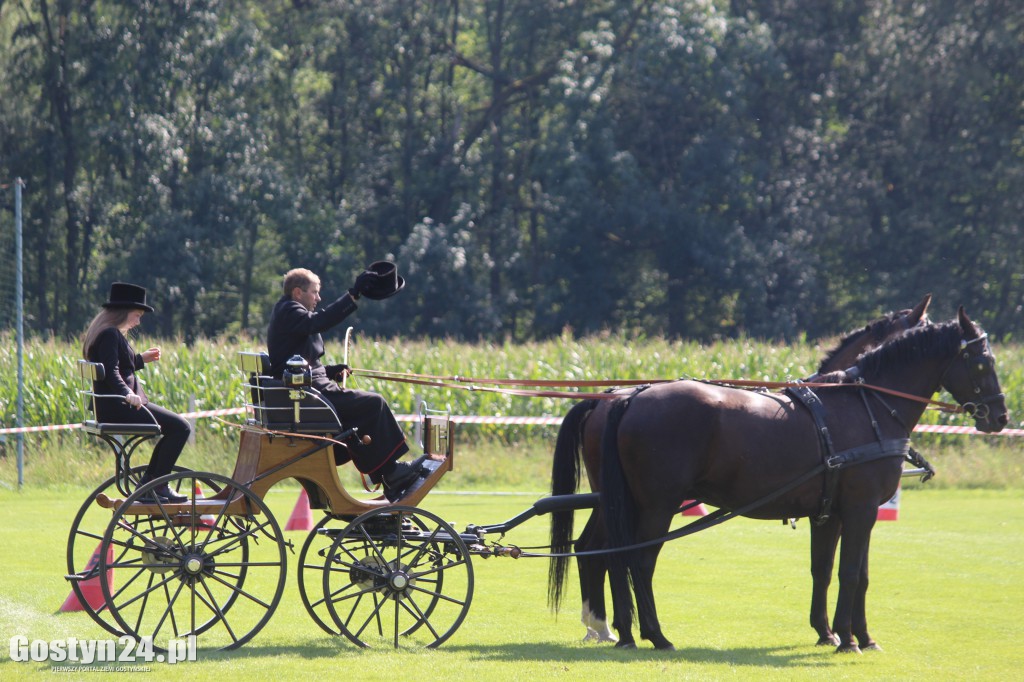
[854,320,965,380]
[814,369,855,384]
[817,308,914,374]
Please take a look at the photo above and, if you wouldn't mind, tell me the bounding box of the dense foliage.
[1,1,1021,343]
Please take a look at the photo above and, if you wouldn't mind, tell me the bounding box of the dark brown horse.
[598,308,1007,650]
[548,296,933,643]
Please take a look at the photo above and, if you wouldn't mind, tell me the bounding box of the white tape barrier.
[0,409,1021,437]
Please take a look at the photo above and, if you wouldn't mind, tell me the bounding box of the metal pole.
[187,395,197,445]
[15,178,24,488]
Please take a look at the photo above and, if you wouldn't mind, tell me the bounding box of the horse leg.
[632,543,675,650]
[852,540,881,651]
[577,510,617,642]
[809,516,842,646]
[831,507,878,653]
[607,550,637,649]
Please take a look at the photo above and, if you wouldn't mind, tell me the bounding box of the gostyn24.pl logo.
[9,635,196,665]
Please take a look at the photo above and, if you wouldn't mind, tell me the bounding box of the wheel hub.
[389,571,410,592]
[350,557,414,600]
[184,555,204,575]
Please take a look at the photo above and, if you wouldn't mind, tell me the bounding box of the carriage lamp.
[284,355,312,423]
[284,355,312,387]
[425,416,451,457]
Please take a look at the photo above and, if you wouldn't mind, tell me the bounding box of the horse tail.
[548,399,596,610]
[602,395,638,624]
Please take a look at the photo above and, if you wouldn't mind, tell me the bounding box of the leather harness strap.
[785,385,910,525]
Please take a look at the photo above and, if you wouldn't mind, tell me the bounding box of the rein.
[350,367,966,413]
[516,459,832,559]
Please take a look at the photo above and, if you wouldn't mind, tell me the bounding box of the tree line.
[1,0,1021,344]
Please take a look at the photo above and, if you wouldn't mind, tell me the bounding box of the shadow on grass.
[191,638,839,668]
[445,642,838,667]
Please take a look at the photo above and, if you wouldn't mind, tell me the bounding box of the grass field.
[1,482,1021,681]
[1,331,1021,679]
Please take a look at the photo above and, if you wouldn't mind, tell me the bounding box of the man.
[266,263,430,501]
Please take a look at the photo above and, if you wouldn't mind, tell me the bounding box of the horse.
[548,295,933,643]
[598,307,1007,651]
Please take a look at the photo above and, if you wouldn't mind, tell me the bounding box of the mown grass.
[1,333,1021,679]
[0,487,1021,681]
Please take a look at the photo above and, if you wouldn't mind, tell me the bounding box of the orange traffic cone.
[680,499,708,516]
[285,489,314,531]
[194,483,217,529]
[877,484,900,521]
[61,543,113,612]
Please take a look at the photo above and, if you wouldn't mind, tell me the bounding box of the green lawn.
[0,484,1022,681]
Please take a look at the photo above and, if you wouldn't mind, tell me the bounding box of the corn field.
[2,330,1021,441]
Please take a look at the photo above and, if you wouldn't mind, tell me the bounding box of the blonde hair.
[82,308,132,359]
[283,268,320,295]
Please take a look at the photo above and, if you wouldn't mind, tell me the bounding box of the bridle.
[940,332,1004,424]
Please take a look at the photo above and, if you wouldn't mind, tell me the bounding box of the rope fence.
[1,409,1022,437]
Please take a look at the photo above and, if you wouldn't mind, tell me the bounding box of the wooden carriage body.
[88,351,454,518]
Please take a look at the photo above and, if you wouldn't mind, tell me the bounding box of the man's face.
[293,282,321,311]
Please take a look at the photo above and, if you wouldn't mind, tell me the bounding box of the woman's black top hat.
[102,282,154,312]
[359,261,406,300]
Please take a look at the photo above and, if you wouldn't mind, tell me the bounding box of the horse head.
[940,307,1009,433]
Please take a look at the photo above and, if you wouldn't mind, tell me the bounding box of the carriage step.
[64,571,96,582]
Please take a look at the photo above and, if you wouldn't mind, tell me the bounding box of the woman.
[82,282,191,503]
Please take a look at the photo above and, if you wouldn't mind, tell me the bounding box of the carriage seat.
[77,360,162,437]
[77,360,163,497]
[238,352,344,435]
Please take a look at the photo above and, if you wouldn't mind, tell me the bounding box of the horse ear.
[911,294,932,325]
[958,306,974,335]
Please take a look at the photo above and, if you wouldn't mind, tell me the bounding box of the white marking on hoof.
[580,604,618,643]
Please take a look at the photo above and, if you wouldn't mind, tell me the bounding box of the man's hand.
[326,363,351,381]
[351,270,375,298]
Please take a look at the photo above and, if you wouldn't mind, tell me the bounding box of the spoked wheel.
[322,505,474,649]
[299,512,436,635]
[97,472,286,651]
[65,466,213,636]
[297,514,349,635]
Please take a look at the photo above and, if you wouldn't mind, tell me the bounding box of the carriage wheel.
[297,514,348,635]
[65,466,215,636]
[322,505,474,649]
[298,512,438,636]
[97,472,286,651]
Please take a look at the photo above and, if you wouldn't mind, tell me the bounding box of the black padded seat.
[82,421,163,437]
[238,351,344,435]
[259,381,344,434]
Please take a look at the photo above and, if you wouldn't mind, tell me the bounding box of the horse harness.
[786,383,910,525]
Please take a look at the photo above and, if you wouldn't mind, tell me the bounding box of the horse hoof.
[614,641,637,650]
[656,643,676,651]
[816,635,841,647]
[835,644,863,654]
[861,642,883,652]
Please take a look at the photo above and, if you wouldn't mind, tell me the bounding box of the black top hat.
[359,261,406,300]
[102,282,155,312]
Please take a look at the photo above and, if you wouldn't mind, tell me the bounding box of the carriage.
[64,305,1009,654]
[65,349,595,652]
